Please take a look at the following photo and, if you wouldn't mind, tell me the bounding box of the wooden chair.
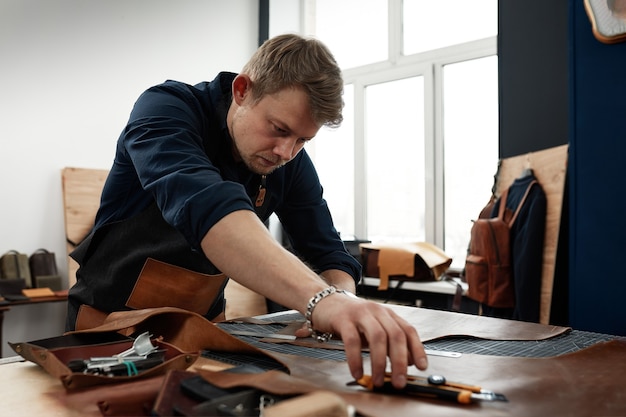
[61,167,108,288]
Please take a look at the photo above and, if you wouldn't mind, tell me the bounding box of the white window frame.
[303,0,497,248]
[275,0,498,252]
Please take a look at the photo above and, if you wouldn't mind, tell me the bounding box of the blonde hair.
[241,34,343,128]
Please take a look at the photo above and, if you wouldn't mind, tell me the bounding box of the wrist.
[305,286,357,342]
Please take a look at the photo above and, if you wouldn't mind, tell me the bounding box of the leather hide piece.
[384,304,570,341]
[235,304,571,348]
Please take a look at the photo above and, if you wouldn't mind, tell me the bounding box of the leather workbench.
[1,304,624,416]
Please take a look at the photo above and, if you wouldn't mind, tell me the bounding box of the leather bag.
[29,248,62,290]
[0,250,32,287]
[465,181,536,308]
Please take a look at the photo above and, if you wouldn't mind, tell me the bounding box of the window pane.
[403,0,497,55]
[311,85,355,239]
[314,0,387,69]
[443,56,499,268]
[365,77,425,241]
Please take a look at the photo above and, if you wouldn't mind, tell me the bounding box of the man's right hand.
[296,293,428,389]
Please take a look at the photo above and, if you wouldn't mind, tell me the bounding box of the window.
[403,0,498,55]
[310,85,355,239]
[313,0,388,69]
[442,56,499,266]
[300,0,498,268]
[365,77,426,241]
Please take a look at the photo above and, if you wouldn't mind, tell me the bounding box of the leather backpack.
[465,181,536,308]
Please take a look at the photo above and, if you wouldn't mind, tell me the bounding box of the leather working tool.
[67,356,165,376]
[349,373,508,404]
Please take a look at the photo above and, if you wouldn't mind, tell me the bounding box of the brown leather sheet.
[243,305,571,349]
[384,304,570,341]
[199,338,626,417]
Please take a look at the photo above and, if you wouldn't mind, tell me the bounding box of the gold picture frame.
[584,0,626,43]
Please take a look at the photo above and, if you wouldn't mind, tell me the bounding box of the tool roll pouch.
[189,367,353,417]
[152,367,350,417]
[9,306,286,391]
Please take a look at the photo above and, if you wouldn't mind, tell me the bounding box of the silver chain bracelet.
[305,286,338,343]
[305,286,357,342]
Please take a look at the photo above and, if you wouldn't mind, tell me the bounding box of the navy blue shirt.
[66,72,361,330]
[94,72,360,280]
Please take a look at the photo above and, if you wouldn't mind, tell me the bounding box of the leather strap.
[502,180,537,226]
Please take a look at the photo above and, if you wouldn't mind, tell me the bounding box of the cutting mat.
[217,310,615,363]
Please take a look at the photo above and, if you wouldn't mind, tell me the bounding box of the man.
[67,34,427,388]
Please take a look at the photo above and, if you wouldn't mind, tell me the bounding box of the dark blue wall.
[569,1,626,335]
[498,0,569,159]
[499,0,626,335]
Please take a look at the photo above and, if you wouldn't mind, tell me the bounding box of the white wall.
[0,0,258,356]
[0,0,258,285]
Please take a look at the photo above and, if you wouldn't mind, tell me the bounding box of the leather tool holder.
[9,306,287,391]
[152,369,351,417]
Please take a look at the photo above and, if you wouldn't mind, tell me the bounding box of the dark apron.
[66,203,226,331]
